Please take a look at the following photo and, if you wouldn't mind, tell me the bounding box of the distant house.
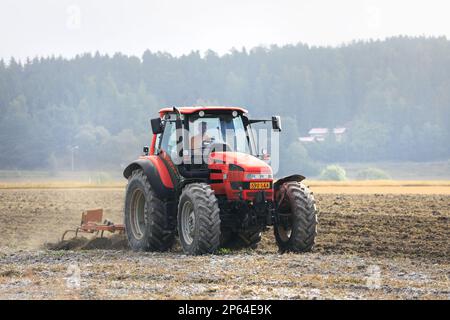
[333,127,347,142]
[299,136,316,143]
[308,128,329,138]
[299,127,347,143]
[333,127,346,134]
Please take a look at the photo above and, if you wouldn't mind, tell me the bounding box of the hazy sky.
[1,0,449,61]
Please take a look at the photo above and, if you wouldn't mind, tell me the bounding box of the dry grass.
[1,180,449,194]
[310,186,450,194]
[305,180,450,186]
[304,180,450,194]
[0,181,125,189]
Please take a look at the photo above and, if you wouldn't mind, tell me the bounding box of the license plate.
[249,182,271,190]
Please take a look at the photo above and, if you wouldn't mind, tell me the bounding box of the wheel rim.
[130,189,146,240]
[181,201,196,245]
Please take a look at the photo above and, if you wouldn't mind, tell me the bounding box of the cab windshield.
[188,114,252,154]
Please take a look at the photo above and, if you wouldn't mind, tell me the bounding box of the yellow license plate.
[249,182,271,190]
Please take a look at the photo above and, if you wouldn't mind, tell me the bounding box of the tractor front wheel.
[178,183,221,255]
[274,181,317,252]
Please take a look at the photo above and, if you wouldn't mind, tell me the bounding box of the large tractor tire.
[124,169,175,251]
[274,181,317,252]
[178,183,221,255]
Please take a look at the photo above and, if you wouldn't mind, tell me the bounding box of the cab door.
[157,119,182,187]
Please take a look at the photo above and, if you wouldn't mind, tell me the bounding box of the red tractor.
[123,106,317,255]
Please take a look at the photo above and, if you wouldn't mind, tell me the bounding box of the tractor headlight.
[245,173,273,180]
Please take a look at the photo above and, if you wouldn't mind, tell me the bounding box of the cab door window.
[160,121,177,156]
[153,133,162,154]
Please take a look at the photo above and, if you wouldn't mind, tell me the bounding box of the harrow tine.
[61,229,78,241]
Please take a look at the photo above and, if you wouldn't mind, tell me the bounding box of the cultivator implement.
[61,208,125,241]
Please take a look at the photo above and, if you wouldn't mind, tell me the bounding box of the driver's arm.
[203,133,211,143]
[191,133,212,149]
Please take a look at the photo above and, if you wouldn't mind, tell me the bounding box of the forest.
[0,36,449,176]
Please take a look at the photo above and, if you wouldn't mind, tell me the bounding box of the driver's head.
[198,121,207,135]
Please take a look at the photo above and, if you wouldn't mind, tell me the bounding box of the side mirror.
[150,118,163,134]
[143,146,149,156]
[272,115,282,132]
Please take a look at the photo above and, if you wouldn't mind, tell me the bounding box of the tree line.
[0,36,449,176]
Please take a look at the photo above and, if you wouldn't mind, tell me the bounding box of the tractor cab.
[153,107,255,162]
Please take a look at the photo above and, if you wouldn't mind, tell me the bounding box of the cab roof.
[159,106,248,115]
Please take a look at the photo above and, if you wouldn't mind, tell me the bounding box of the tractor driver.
[190,121,211,150]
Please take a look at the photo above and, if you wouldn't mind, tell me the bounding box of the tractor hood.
[209,152,272,174]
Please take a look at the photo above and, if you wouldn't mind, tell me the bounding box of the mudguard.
[123,158,174,199]
[273,174,305,191]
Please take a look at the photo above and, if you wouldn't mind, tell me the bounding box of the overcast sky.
[1,0,449,61]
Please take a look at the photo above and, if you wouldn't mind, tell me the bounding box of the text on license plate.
[249,182,271,190]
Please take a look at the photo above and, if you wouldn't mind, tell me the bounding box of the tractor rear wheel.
[178,183,221,255]
[274,181,317,252]
[124,169,175,251]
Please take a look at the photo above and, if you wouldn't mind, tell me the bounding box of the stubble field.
[0,182,448,299]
